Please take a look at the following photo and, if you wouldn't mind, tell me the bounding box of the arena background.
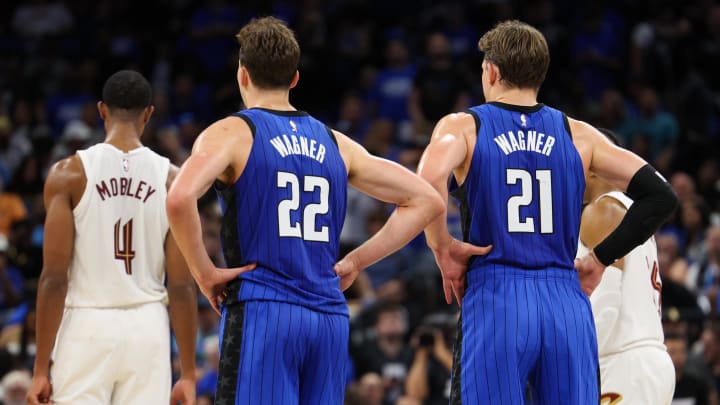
[0,1,719,404]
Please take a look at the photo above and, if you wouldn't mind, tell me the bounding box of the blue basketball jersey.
[460,102,584,270]
[217,108,348,316]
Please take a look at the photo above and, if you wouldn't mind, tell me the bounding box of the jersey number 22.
[277,171,330,242]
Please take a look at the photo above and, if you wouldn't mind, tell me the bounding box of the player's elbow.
[426,189,445,221]
[167,282,197,303]
[166,189,194,220]
[38,269,68,294]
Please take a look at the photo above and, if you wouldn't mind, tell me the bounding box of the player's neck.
[243,89,295,111]
[103,123,144,152]
[487,87,538,107]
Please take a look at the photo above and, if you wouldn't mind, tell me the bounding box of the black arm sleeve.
[593,164,679,266]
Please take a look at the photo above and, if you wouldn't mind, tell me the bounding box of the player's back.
[459,102,584,271]
[218,108,348,316]
[582,191,665,357]
[68,143,170,307]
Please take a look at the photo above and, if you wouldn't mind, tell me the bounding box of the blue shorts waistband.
[467,265,579,283]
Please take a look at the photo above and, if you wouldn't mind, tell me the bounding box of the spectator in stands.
[196,335,219,399]
[353,303,413,404]
[357,372,384,405]
[0,178,27,237]
[0,234,23,326]
[683,198,712,265]
[687,319,720,393]
[667,333,717,405]
[691,226,720,313]
[623,86,679,167]
[11,0,74,38]
[410,32,470,136]
[572,4,623,99]
[405,313,455,405]
[368,36,415,124]
[0,115,32,184]
[0,369,31,405]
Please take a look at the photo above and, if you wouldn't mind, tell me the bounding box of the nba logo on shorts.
[122,158,129,172]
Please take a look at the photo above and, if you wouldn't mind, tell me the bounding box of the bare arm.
[165,166,198,381]
[334,130,444,289]
[33,157,84,377]
[572,120,677,294]
[579,197,627,270]
[416,113,472,250]
[405,349,430,400]
[167,118,243,280]
[571,119,647,191]
[0,268,22,307]
[167,117,256,313]
[416,113,493,305]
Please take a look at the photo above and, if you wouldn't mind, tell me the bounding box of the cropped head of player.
[97,69,154,127]
[478,20,550,98]
[235,17,300,102]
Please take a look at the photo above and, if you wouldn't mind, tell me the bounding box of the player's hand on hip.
[432,239,492,306]
[200,263,257,315]
[170,376,196,405]
[334,255,361,291]
[574,251,605,296]
[27,374,52,405]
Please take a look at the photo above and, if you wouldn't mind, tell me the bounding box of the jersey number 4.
[114,219,135,274]
[506,169,553,233]
[277,171,330,242]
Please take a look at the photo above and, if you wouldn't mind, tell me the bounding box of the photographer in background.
[405,313,455,404]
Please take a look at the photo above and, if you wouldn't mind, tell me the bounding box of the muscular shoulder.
[580,195,627,249]
[567,117,598,149]
[566,117,597,139]
[434,112,476,138]
[330,128,360,176]
[193,116,254,183]
[45,154,86,206]
[194,116,252,151]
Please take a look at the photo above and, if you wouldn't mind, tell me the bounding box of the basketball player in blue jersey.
[415,21,678,404]
[166,17,444,405]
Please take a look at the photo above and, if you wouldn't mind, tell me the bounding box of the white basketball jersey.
[578,191,665,358]
[67,143,170,308]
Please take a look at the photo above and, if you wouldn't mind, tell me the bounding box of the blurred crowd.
[0,0,719,404]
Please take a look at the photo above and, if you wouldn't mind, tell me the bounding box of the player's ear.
[486,61,500,86]
[239,66,250,88]
[289,70,299,89]
[142,105,155,124]
[97,101,108,121]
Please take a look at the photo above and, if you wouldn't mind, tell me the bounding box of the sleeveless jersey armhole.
[159,156,171,234]
[465,108,481,135]
[460,108,481,187]
[324,125,339,148]
[562,113,573,140]
[72,150,93,219]
[232,112,256,138]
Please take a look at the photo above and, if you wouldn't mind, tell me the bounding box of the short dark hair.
[102,70,152,112]
[596,128,621,146]
[478,20,549,90]
[235,17,300,89]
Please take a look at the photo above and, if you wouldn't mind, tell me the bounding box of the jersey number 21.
[506,168,553,234]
